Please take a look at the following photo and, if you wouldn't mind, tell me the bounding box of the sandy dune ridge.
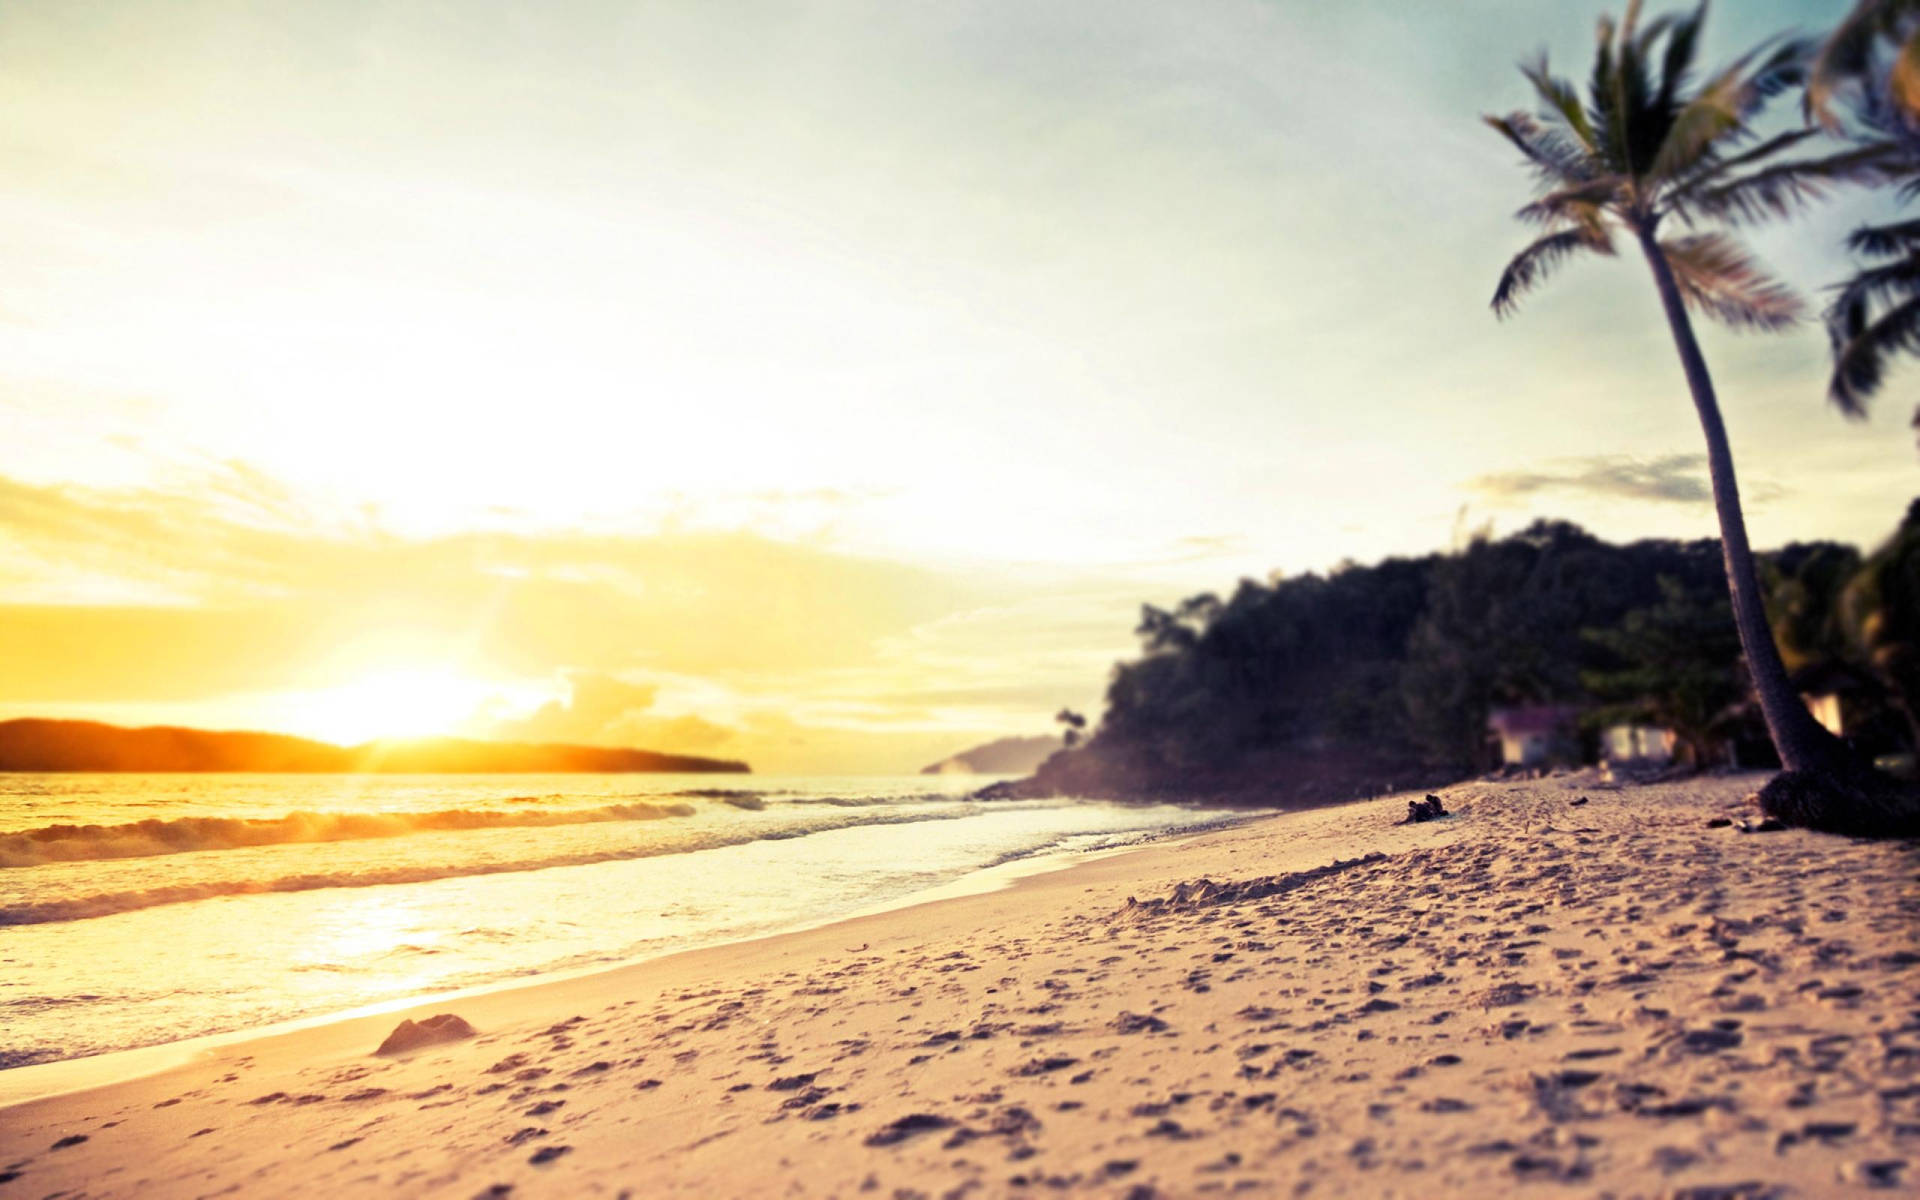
[2,773,1916,1197]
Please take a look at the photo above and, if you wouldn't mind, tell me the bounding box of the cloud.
[1467,454,1787,508]
[0,466,999,671]
[614,712,738,753]
[484,673,661,743]
[0,469,1143,771]
[468,671,1019,774]
[477,671,744,757]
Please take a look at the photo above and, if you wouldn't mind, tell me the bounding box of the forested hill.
[0,719,751,774]
[991,504,1920,807]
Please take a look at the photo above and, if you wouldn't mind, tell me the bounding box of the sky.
[1,0,1913,773]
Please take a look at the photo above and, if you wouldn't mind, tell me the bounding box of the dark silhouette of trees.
[1582,576,1747,765]
[1084,522,1750,775]
[1402,523,1593,768]
[1769,541,1868,674]
[1098,555,1436,776]
[1055,708,1088,748]
[1841,498,1920,746]
[1004,505,1918,811]
[1399,521,1729,768]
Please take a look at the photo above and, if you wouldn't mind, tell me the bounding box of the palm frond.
[1828,254,1920,332]
[1661,233,1804,330]
[1652,2,1706,120]
[1615,6,1663,174]
[1683,141,1907,225]
[1484,113,1599,185]
[1492,225,1616,318]
[1648,63,1745,180]
[1735,37,1814,121]
[1849,214,1920,255]
[1808,4,1876,113]
[1651,35,1812,183]
[1633,13,1678,70]
[1666,128,1821,202]
[1893,22,1920,114]
[1809,0,1920,125]
[1828,293,1920,415]
[1516,176,1624,225]
[1592,13,1630,175]
[1520,53,1598,152]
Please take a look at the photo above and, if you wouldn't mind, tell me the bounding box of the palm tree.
[1807,1,1920,135]
[1486,1,1917,833]
[1806,1,1920,438]
[1055,707,1088,748]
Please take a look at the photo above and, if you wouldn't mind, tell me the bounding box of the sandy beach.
[3,773,1915,1198]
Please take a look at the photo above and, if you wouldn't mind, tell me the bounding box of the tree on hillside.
[1840,498,1920,747]
[1805,1,1920,444]
[1767,541,1866,674]
[1401,528,1588,769]
[1055,708,1088,748]
[1485,1,1918,833]
[1096,557,1438,775]
[1583,576,1747,765]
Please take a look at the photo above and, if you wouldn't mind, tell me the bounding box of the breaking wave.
[0,802,701,868]
[0,805,988,926]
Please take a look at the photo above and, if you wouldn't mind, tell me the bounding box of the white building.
[1487,705,1580,767]
[1600,723,1674,765]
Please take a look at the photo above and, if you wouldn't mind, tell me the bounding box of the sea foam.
[0,801,709,868]
[0,804,991,925]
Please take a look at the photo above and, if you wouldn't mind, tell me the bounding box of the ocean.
[0,773,1244,1069]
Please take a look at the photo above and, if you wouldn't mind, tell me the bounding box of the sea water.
[0,774,1243,1067]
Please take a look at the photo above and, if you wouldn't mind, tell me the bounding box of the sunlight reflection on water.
[0,774,1243,1066]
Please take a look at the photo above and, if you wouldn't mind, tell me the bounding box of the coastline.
[5,772,1916,1197]
[0,813,1248,1108]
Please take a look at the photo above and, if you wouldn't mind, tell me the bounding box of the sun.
[281,668,496,746]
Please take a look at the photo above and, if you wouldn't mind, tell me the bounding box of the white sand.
[2,773,1916,1197]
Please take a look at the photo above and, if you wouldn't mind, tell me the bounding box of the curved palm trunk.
[1634,226,1853,775]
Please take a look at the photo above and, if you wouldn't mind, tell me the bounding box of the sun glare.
[281,669,495,746]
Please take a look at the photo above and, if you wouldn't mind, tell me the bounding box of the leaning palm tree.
[1487,1,1919,834]
[1806,1,1920,438]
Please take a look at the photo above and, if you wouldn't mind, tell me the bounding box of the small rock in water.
[375,1012,477,1056]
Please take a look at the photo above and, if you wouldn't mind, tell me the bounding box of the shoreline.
[0,806,1261,1108]
[0,779,1223,1072]
[0,817,1222,1105]
[6,772,1916,1197]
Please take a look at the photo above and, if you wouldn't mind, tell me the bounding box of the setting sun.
[278,668,498,746]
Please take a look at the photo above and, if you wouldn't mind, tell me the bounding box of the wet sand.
[2,773,1916,1197]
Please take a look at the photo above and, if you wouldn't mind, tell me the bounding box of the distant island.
[0,718,751,774]
[920,735,1061,776]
